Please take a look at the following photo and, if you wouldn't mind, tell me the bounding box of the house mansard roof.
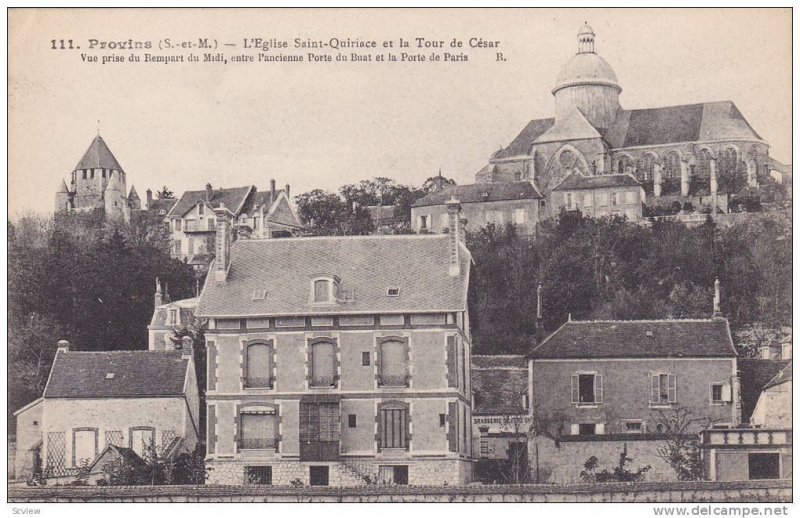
[196,234,471,318]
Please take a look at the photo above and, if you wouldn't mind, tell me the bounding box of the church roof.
[533,108,601,144]
[552,172,641,191]
[493,101,764,162]
[75,134,124,172]
[413,181,542,208]
[553,52,620,94]
[604,101,764,149]
[44,350,190,398]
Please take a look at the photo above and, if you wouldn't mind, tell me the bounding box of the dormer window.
[311,276,339,304]
[198,204,205,216]
[168,308,178,325]
[386,287,400,297]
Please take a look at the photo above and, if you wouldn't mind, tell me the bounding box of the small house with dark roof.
[12,339,200,483]
[476,25,785,218]
[411,181,544,235]
[471,356,531,465]
[550,172,644,220]
[527,281,739,483]
[196,198,473,486]
[165,180,301,265]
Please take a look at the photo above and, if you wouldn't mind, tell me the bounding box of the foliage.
[101,442,208,486]
[156,186,174,199]
[466,210,791,355]
[8,210,196,433]
[652,407,708,481]
[294,189,374,236]
[579,445,651,483]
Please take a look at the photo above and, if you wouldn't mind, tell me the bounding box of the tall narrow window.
[650,373,677,405]
[310,340,336,387]
[571,373,603,404]
[175,219,182,231]
[696,149,713,177]
[245,343,273,388]
[379,339,408,387]
[380,406,408,449]
[198,203,205,215]
[665,152,681,180]
[73,429,97,467]
[130,427,155,459]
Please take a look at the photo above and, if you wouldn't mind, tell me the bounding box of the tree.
[652,407,708,481]
[580,445,651,483]
[294,189,374,236]
[156,186,174,199]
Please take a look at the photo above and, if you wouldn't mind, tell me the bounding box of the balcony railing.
[244,377,273,389]
[310,376,337,388]
[238,437,278,450]
[378,374,410,387]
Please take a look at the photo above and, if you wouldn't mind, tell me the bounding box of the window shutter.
[650,373,659,404]
[207,341,217,392]
[207,405,216,454]
[447,402,458,452]
[596,423,605,435]
[722,383,732,402]
[595,374,604,403]
[570,423,579,435]
[446,336,457,388]
[571,374,579,403]
[668,374,677,403]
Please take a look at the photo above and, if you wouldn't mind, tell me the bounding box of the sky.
[8,8,792,216]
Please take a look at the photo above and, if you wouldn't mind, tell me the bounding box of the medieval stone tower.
[55,133,140,221]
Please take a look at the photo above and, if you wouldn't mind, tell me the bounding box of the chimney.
[214,205,232,282]
[57,340,70,353]
[534,283,544,343]
[445,197,462,277]
[146,188,153,210]
[154,277,163,307]
[271,179,276,199]
[713,278,722,318]
[285,183,290,199]
[179,336,194,360]
[205,183,213,203]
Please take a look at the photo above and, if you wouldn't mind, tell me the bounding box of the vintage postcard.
[6,7,793,512]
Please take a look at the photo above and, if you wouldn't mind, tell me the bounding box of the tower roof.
[57,178,69,193]
[128,185,140,200]
[553,25,620,95]
[75,134,124,172]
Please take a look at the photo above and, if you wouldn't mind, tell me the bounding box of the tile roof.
[765,361,792,390]
[493,101,763,161]
[472,362,529,416]
[167,186,253,219]
[737,359,791,422]
[552,172,641,191]
[44,351,190,398]
[148,197,177,214]
[239,189,284,216]
[74,135,124,172]
[533,108,601,144]
[472,355,528,369]
[413,181,542,208]
[149,297,198,328]
[530,319,737,359]
[196,234,470,317]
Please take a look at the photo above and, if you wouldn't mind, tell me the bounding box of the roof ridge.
[238,233,447,243]
[568,318,723,323]
[472,354,526,357]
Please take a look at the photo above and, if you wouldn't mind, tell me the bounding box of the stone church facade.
[478,24,778,218]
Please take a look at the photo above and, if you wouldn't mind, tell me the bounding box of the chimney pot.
[146,188,153,209]
[206,183,212,203]
[713,277,722,317]
[285,183,290,199]
[57,340,70,353]
[445,198,463,277]
[271,179,276,198]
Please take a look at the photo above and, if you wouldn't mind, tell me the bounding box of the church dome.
[552,24,621,95]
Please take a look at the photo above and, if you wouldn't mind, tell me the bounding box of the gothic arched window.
[696,149,713,177]
[720,147,740,177]
[636,154,656,182]
[617,156,632,175]
[665,152,681,180]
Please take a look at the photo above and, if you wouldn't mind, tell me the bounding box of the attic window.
[386,287,400,297]
[645,330,654,337]
[311,276,339,304]
[105,373,115,379]
[252,288,268,301]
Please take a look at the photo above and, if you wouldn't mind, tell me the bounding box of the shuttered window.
[379,339,408,387]
[300,403,340,443]
[310,341,336,387]
[446,336,457,388]
[380,408,407,449]
[651,373,677,405]
[239,411,278,450]
[245,343,273,388]
[571,373,602,404]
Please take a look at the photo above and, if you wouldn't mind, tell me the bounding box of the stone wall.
[206,458,472,486]
[9,479,791,503]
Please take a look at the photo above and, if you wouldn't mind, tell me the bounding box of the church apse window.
[617,156,632,175]
[696,149,713,178]
[636,154,655,182]
[664,152,681,180]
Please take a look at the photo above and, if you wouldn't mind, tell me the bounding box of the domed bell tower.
[552,24,622,132]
